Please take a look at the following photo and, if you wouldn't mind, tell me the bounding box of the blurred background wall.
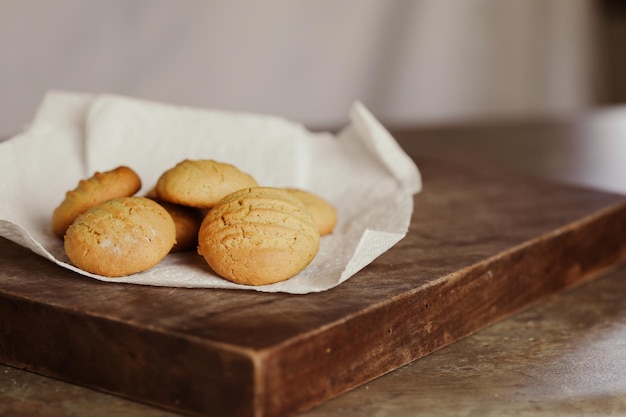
[0,0,624,137]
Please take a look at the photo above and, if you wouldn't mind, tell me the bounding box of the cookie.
[64,197,176,277]
[51,166,142,238]
[283,188,337,235]
[152,198,204,252]
[155,159,258,208]
[197,187,320,286]
[145,187,204,252]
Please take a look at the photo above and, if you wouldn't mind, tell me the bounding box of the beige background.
[1,0,598,137]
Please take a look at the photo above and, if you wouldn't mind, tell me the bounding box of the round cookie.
[153,199,204,252]
[283,188,337,235]
[155,159,258,208]
[51,166,142,238]
[64,197,176,277]
[197,187,320,286]
[145,187,204,252]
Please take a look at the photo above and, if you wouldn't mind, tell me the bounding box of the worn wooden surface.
[304,261,626,416]
[3,261,625,417]
[4,260,624,417]
[1,140,626,417]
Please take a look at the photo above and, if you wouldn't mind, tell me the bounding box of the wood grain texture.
[1,156,625,417]
[300,263,626,417]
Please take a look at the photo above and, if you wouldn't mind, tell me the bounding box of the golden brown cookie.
[283,188,337,235]
[155,159,258,208]
[197,187,320,286]
[64,197,176,277]
[51,166,142,238]
[152,198,204,252]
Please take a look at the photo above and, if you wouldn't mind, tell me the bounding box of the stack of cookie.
[51,160,337,286]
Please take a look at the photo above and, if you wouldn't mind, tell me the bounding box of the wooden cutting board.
[1,157,625,417]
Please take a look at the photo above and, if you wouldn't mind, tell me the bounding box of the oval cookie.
[64,197,176,277]
[155,159,258,208]
[152,199,204,252]
[51,166,141,238]
[197,187,320,286]
[283,188,337,235]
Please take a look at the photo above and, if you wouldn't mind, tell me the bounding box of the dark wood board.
[1,156,626,417]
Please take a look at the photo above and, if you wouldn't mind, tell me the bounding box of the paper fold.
[0,91,421,293]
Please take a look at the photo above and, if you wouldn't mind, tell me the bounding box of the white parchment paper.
[0,91,421,293]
